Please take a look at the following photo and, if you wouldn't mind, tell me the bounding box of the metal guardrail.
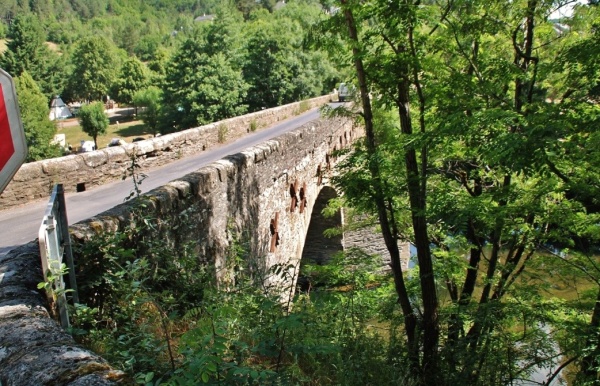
[38,184,79,328]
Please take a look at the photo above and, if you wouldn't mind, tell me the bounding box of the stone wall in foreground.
[0,95,333,211]
[0,243,123,385]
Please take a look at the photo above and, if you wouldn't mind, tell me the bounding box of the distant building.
[49,96,73,121]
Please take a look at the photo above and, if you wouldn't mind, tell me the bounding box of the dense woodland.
[5,0,600,385]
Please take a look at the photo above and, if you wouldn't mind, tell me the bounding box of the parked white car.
[80,140,96,152]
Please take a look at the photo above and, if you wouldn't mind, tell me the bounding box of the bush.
[249,119,258,132]
[217,124,228,143]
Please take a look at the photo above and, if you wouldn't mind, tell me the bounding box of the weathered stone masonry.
[0,243,123,386]
[0,114,360,385]
[0,95,332,210]
[68,117,359,290]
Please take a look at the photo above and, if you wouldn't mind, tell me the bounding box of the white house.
[49,96,72,121]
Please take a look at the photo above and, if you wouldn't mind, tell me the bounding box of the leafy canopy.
[78,101,109,149]
[14,71,61,161]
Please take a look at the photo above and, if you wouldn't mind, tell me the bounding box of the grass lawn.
[58,119,153,150]
[0,39,6,54]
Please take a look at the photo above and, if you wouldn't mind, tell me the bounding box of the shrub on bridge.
[71,200,212,380]
[217,123,229,143]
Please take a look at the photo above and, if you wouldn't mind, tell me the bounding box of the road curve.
[0,106,330,257]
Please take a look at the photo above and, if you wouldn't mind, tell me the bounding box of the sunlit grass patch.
[58,120,150,149]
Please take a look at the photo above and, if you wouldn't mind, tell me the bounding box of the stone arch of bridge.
[300,185,343,266]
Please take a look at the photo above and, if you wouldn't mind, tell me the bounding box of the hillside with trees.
[0,0,341,159]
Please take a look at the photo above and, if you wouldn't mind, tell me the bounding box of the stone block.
[79,150,109,168]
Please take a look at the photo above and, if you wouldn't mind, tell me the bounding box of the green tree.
[236,0,262,19]
[537,5,600,382]
[70,0,107,19]
[29,0,52,17]
[67,36,118,102]
[114,19,142,55]
[242,4,333,112]
[147,47,170,85]
[78,102,109,150]
[134,34,162,61]
[133,86,162,136]
[114,56,149,106]
[203,5,245,63]
[0,0,20,22]
[0,14,64,99]
[14,71,61,161]
[327,0,600,384]
[162,36,248,131]
[0,21,6,39]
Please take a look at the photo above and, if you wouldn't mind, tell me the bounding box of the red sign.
[0,68,27,194]
[0,86,16,170]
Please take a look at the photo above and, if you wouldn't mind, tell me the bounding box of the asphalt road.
[0,107,326,257]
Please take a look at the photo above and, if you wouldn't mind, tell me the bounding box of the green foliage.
[202,5,245,63]
[67,36,118,102]
[37,262,69,293]
[167,255,412,386]
[162,35,248,131]
[72,201,211,381]
[217,124,228,144]
[249,119,258,132]
[301,248,382,289]
[242,6,334,112]
[324,0,600,384]
[122,152,148,201]
[78,101,109,149]
[133,86,162,136]
[14,71,62,161]
[71,205,415,385]
[147,48,170,84]
[114,56,149,105]
[0,14,63,98]
[2,0,338,153]
[235,0,275,20]
[0,15,46,77]
[295,100,310,115]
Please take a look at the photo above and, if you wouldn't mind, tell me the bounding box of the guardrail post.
[57,184,79,304]
[38,184,77,329]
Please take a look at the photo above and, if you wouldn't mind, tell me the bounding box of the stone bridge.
[0,97,404,385]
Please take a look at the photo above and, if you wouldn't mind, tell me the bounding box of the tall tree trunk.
[340,0,420,374]
[397,76,439,383]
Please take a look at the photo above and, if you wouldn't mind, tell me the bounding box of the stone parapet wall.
[0,243,123,385]
[0,95,333,210]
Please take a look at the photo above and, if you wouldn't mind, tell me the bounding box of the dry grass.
[45,41,60,52]
[0,39,60,54]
